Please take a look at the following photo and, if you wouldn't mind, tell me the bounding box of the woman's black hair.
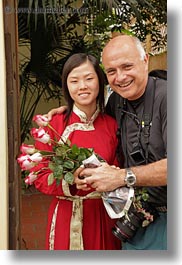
[61,53,106,123]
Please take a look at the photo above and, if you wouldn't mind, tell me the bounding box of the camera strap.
[142,77,156,163]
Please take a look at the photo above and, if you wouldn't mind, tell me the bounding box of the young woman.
[33,53,121,250]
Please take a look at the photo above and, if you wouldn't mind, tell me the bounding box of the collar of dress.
[73,104,100,125]
[59,104,100,143]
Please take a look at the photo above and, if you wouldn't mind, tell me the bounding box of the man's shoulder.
[148,76,167,99]
[149,75,167,88]
[155,77,167,97]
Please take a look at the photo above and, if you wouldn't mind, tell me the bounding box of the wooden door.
[3,0,21,250]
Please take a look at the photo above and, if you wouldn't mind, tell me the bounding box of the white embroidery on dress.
[49,201,59,250]
[58,104,100,143]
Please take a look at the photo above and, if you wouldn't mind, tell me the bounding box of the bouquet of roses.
[17,114,97,186]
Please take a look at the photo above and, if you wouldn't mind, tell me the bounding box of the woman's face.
[67,60,99,111]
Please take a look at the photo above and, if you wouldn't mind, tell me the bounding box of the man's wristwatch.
[124,168,136,187]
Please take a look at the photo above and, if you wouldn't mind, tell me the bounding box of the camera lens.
[112,205,144,242]
[112,218,137,242]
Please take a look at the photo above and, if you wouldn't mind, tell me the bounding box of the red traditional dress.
[34,105,121,250]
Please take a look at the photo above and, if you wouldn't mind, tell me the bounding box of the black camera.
[112,201,159,242]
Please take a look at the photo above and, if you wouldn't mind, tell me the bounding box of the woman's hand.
[74,166,91,191]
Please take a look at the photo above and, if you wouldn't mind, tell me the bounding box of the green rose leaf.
[55,146,67,157]
[48,162,56,171]
[53,156,64,165]
[63,160,75,169]
[64,172,74,184]
[74,161,80,170]
[53,165,63,178]
[71,144,80,155]
[67,152,78,160]
[56,179,61,186]
[142,193,149,201]
[77,153,87,162]
[80,147,93,157]
[48,173,54,186]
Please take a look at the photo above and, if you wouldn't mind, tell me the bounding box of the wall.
[149,51,167,72]
[21,191,53,250]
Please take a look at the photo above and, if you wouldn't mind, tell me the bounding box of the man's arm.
[45,92,114,121]
[75,158,167,192]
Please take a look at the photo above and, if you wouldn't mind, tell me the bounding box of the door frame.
[2,0,21,250]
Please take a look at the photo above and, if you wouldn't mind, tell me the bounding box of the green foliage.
[134,187,150,208]
[85,0,167,52]
[47,140,93,185]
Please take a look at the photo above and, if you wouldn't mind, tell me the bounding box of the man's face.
[102,37,149,100]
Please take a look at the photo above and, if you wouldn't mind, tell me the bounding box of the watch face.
[128,176,135,185]
[125,169,136,187]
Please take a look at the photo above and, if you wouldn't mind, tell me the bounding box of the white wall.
[0,1,9,250]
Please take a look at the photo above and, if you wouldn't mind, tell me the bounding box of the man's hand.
[75,162,124,192]
[44,106,67,121]
[75,158,167,192]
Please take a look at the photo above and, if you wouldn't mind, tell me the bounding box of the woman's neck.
[73,104,99,124]
[74,104,97,121]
